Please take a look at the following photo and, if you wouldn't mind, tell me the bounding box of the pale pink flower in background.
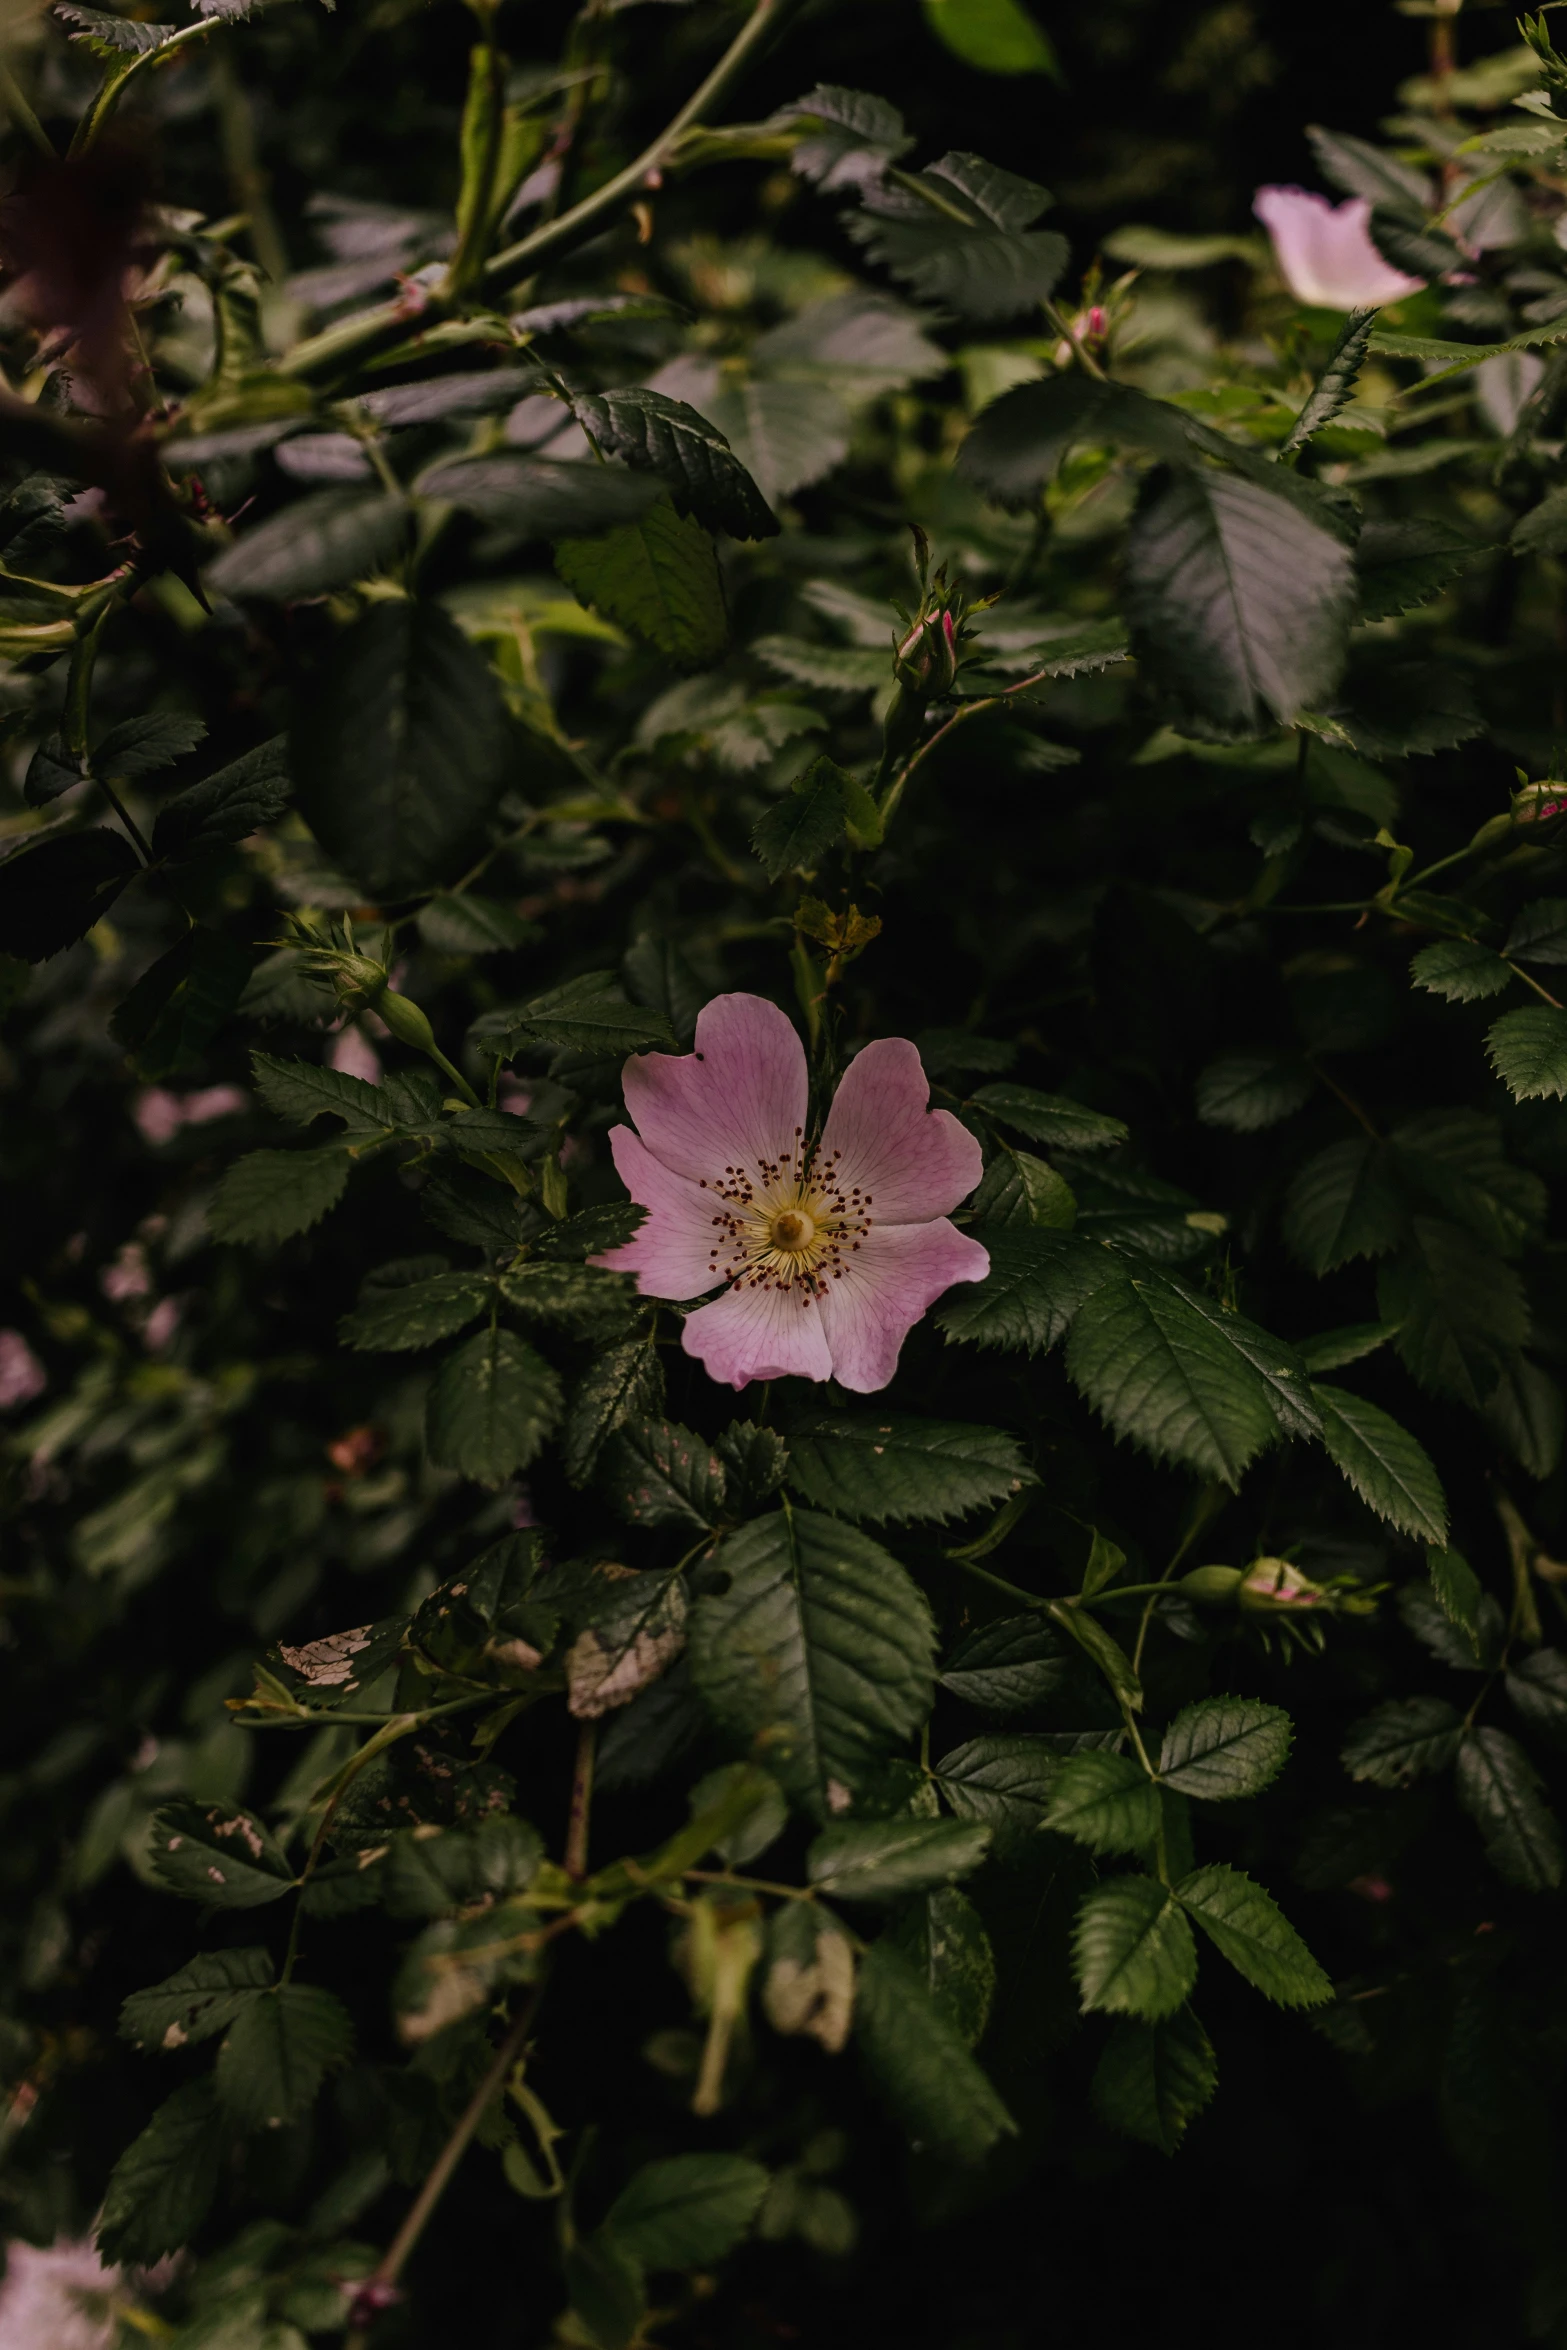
[497,1075,533,1115]
[132,1086,246,1145]
[100,1243,151,1303]
[596,993,988,1392]
[329,1025,383,1086]
[0,2237,120,2350]
[1253,186,1423,310]
[0,1331,46,1412]
[141,1297,182,1352]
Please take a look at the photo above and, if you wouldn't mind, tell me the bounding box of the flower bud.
[893,607,959,700]
[372,985,440,1058]
[1512,779,1567,831]
[1239,1555,1331,1612]
[1179,1564,1244,1604]
[1467,811,1514,853]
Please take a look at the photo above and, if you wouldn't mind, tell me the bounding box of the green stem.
[1041,296,1108,382]
[282,0,801,385]
[948,1555,1047,1611]
[0,61,56,159]
[564,1718,596,1880]
[70,14,230,157]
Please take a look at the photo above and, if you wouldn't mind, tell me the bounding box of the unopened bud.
[372,986,440,1057]
[893,608,959,700]
[1512,779,1567,829]
[1467,812,1514,853]
[1180,1564,1244,1604]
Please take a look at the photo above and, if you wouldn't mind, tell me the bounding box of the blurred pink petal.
[131,1089,183,1146]
[1253,186,1422,310]
[328,1025,383,1085]
[0,1330,46,1411]
[597,992,987,1392]
[0,2237,121,2350]
[180,1086,247,1126]
[497,1075,533,1114]
[100,1243,151,1303]
[141,1297,182,1352]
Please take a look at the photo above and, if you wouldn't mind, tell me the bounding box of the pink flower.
[596,994,988,1391]
[329,1025,383,1086]
[131,1085,246,1145]
[141,1297,182,1352]
[100,1243,151,1303]
[0,1330,46,1411]
[180,1085,247,1126]
[0,2237,121,2350]
[1253,186,1423,310]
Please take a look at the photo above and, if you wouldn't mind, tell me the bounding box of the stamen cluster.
[698,1132,874,1306]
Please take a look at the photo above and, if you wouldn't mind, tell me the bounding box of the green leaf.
[1341,1695,1463,1787]
[1125,465,1355,735]
[702,375,854,506]
[120,1949,275,2054]
[148,1801,295,1908]
[340,1270,492,1351]
[208,487,409,602]
[417,452,660,539]
[604,2153,770,2271]
[1355,517,1482,623]
[1092,2008,1217,2155]
[969,1083,1128,1150]
[1045,1751,1161,1854]
[565,2235,645,2350]
[1506,899,1567,965]
[1295,1323,1397,1375]
[1312,1382,1449,1543]
[214,1984,355,2131]
[58,5,177,56]
[94,710,206,783]
[751,756,850,881]
[293,600,511,902]
[1455,1727,1563,1891]
[572,389,778,541]
[785,83,913,189]
[417,891,538,955]
[922,0,1058,76]
[563,1335,665,1485]
[426,1327,561,1484]
[1158,1698,1292,1800]
[1487,1004,1567,1102]
[938,1614,1070,1716]
[1390,1108,1546,1259]
[1073,1876,1197,2019]
[1507,1650,1567,1739]
[498,1262,641,1336]
[600,1417,727,1530]
[1485,1353,1567,1480]
[688,1508,935,1821]
[1065,1274,1284,1486]
[971,1145,1076,1228]
[849,152,1067,323]
[1054,1604,1144,1711]
[0,827,139,962]
[110,928,251,1078]
[1399,1581,1502,1672]
[1429,1545,1484,1656]
[853,1939,1016,2162]
[932,1733,1068,1856]
[884,1885,994,2047]
[1176,1865,1332,2007]
[783,1412,1033,1526]
[1281,309,1376,456]
[556,494,728,668]
[808,1816,991,1901]
[1158,1282,1321,1440]
[1377,1220,1528,1408]
[208,1146,351,1246]
[936,1227,1116,1353]
[492,974,675,1057]
[1410,936,1513,1003]
[250,1050,394,1135]
[96,2079,225,2265]
[1194,1052,1313,1132]
[565,1569,688,1719]
[150,736,291,862]
[1283,1138,1405,1275]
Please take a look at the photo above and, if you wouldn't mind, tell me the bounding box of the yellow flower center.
[770,1206,817,1253]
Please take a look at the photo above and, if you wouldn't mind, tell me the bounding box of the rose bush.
[4,1,1567,2343]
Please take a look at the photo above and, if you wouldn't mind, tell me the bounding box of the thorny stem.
[879,661,1063,830]
[565,1719,596,1880]
[345,1988,544,2350]
[1130,1508,1215,1679]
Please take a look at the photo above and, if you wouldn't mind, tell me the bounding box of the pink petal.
[1253,186,1422,310]
[682,1279,834,1390]
[594,1126,722,1300]
[814,1221,989,1393]
[816,1039,982,1225]
[623,992,807,1183]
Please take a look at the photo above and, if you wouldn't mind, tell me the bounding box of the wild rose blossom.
[1253,186,1422,310]
[596,993,989,1391]
[0,1330,46,1412]
[0,2237,122,2350]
